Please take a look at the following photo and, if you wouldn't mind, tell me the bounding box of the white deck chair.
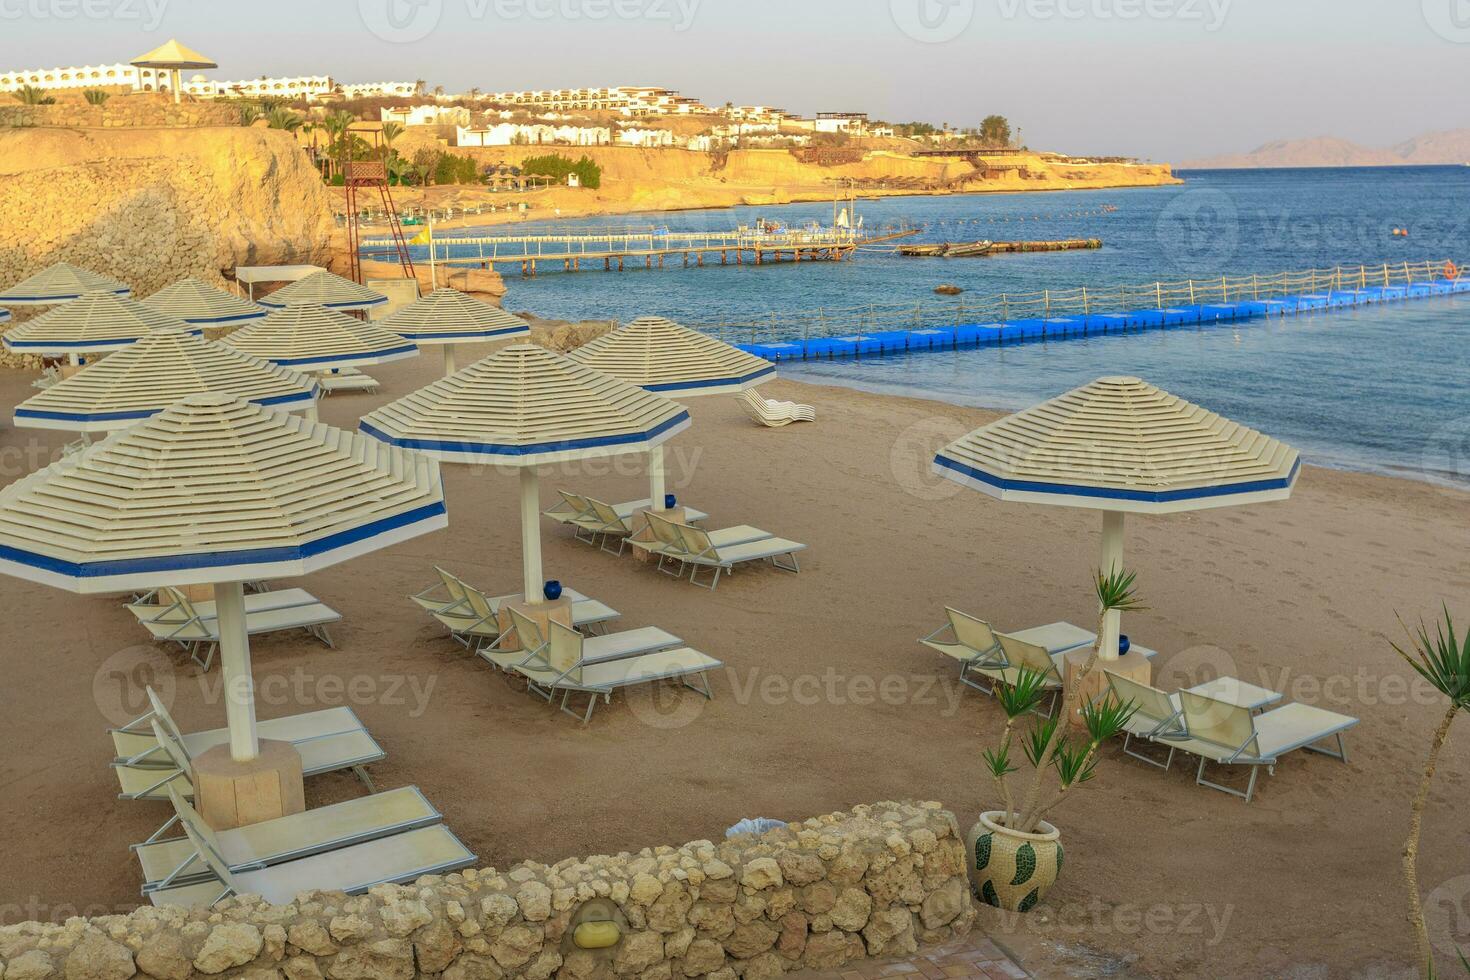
[431,577,618,647]
[112,703,383,806]
[495,607,682,698]
[138,784,444,893]
[111,687,378,778]
[740,389,814,427]
[543,491,603,544]
[1173,691,1359,803]
[139,587,340,670]
[920,608,1095,693]
[674,523,806,590]
[409,567,472,615]
[526,620,722,724]
[1104,671,1191,770]
[315,368,379,395]
[644,512,774,579]
[148,809,475,909]
[31,366,61,390]
[127,588,322,626]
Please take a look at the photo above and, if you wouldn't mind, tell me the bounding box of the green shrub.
[521,153,602,189]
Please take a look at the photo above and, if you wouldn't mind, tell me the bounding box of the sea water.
[454,166,1470,485]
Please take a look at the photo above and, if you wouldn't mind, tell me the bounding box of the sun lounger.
[111,687,379,776]
[137,784,445,893]
[127,587,322,626]
[138,587,339,670]
[740,389,815,427]
[642,512,773,579]
[31,366,60,390]
[148,808,475,908]
[427,574,619,647]
[1170,691,1359,802]
[673,523,806,590]
[920,608,1095,693]
[570,495,710,551]
[409,567,471,615]
[111,698,383,803]
[490,608,682,696]
[525,619,722,723]
[315,368,379,395]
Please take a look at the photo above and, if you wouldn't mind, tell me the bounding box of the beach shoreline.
[0,353,1464,977]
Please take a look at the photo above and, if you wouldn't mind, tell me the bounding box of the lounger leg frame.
[1122,733,1176,771]
[1195,758,1263,803]
[352,765,377,793]
[1304,733,1349,763]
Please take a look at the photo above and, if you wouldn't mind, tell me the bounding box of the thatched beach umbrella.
[0,262,130,307]
[360,344,689,603]
[131,38,216,104]
[1,292,196,365]
[142,278,266,329]
[374,288,530,376]
[933,376,1299,666]
[567,315,777,506]
[0,394,446,765]
[13,327,318,433]
[221,304,417,373]
[257,272,388,313]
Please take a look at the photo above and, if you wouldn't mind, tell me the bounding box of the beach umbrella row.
[12,328,318,432]
[0,394,446,762]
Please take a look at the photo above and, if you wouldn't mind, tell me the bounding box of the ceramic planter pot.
[965,811,1063,912]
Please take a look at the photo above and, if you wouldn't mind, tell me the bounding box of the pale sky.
[4,0,1467,160]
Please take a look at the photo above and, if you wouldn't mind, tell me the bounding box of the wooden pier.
[362,229,867,278]
[896,239,1102,258]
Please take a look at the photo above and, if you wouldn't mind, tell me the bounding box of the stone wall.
[0,802,975,980]
[0,102,240,130]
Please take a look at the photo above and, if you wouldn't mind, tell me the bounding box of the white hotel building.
[0,62,416,103]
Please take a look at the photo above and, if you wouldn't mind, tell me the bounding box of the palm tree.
[321,110,356,178]
[266,107,303,131]
[83,89,110,106]
[380,121,404,154]
[1394,609,1470,977]
[13,85,55,105]
[413,79,427,95]
[238,104,263,127]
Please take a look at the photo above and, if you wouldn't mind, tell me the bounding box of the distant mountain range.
[1180,129,1470,169]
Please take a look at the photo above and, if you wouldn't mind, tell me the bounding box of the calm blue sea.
[457,167,1470,485]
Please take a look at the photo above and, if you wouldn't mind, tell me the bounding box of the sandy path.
[0,348,1464,977]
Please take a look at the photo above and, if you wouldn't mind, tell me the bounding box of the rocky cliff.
[0,127,335,306]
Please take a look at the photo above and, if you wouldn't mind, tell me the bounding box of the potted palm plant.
[1393,608,1470,977]
[967,567,1142,912]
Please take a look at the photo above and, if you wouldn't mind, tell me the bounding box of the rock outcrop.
[0,126,334,311]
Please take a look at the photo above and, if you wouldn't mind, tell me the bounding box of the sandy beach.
[0,347,1465,978]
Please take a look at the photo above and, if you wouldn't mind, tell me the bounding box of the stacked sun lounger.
[1105,671,1358,803]
[315,367,380,395]
[740,389,815,427]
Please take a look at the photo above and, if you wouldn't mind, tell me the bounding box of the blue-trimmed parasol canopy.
[360,343,689,601]
[221,303,417,372]
[373,288,530,376]
[1,292,196,356]
[256,271,388,312]
[565,315,776,397]
[0,262,131,306]
[141,277,267,328]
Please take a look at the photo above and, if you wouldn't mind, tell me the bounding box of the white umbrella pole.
[519,467,543,603]
[69,352,80,367]
[442,344,457,376]
[649,445,666,509]
[215,582,259,761]
[1098,511,1125,661]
